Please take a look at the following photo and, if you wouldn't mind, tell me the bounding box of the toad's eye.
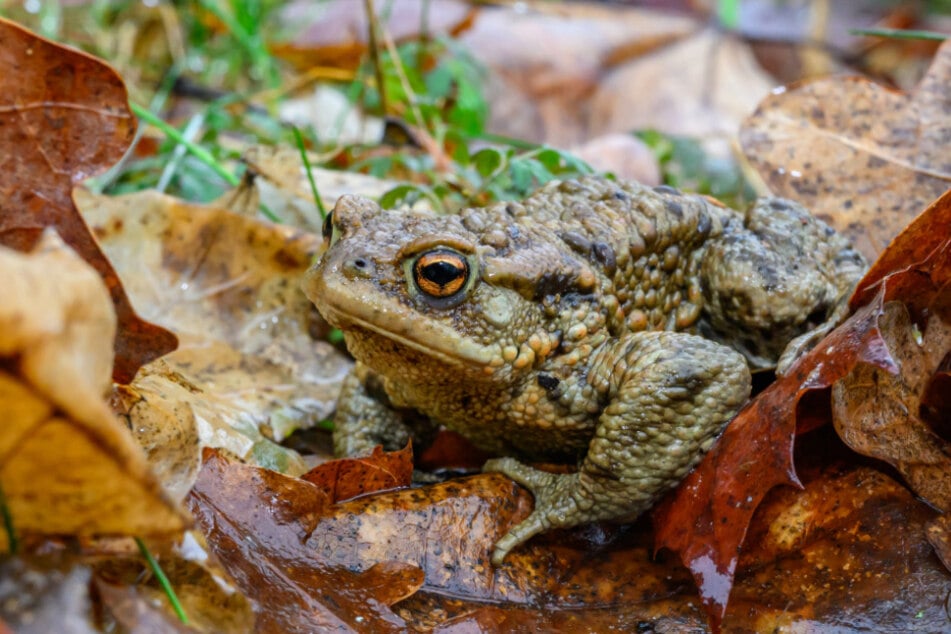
[412,249,469,298]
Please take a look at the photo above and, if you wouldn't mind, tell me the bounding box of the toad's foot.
[483,459,593,565]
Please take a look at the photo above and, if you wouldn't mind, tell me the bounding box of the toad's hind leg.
[485,331,750,564]
[699,198,866,373]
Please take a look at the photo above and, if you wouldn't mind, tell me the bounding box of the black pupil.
[421,260,463,287]
[322,211,334,240]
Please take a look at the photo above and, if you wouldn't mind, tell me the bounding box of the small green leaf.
[472,148,504,178]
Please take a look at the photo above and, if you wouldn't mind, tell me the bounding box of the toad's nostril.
[343,255,374,279]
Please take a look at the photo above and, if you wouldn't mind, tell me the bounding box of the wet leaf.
[76,188,352,499]
[0,233,187,545]
[0,17,176,383]
[187,450,423,633]
[654,187,951,626]
[301,444,413,502]
[740,38,951,260]
[190,440,948,631]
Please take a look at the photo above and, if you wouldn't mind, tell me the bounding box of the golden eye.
[413,249,469,298]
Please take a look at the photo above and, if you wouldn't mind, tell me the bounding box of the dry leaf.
[241,145,422,233]
[272,0,476,72]
[75,188,352,498]
[0,17,176,383]
[459,2,698,147]
[833,300,951,511]
[0,232,186,545]
[591,27,776,152]
[740,38,951,260]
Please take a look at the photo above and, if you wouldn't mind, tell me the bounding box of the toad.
[303,177,866,564]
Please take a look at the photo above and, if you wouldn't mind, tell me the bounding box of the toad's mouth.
[306,271,497,368]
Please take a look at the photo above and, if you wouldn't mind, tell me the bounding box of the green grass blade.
[292,126,328,219]
[135,537,188,625]
[131,102,240,187]
[849,27,947,41]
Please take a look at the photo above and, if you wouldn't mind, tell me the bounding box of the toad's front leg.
[485,331,751,564]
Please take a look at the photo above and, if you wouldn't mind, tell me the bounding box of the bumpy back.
[510,178,731,336]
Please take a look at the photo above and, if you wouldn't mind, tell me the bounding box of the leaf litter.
[1,4,950,632]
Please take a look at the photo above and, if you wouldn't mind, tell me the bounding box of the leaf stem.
[135,537,188,625]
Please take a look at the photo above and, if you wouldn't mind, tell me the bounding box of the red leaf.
[301,444,413,502]
[0,18,176,383]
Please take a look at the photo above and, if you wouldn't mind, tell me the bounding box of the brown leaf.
[0,17,177,383]
[301,444,413,502]
[726,450,950,632]
[832,301,951,511]
[425,452,949,632]
[190,437,948,631]
[187,449,423,633]
[654,187,951,627]
[0,233,187,544]
[93,549,254,634]
[926,514,951,572]
[652,295,895,624]
[271,0,476,72]
[740,38,951,261]
[459,3,699,147]
[77,188,352,498]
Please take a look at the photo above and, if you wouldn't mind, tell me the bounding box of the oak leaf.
[0,17,177,383]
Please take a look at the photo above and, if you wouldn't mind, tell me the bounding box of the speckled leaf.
[75,188,352,499]
[740,38,951,261]
[0,233,186,546]
[654,188,951,627]
[187,449,423,633]
[301,444,413,502]
[424,454,950,632]
[833,301,951,511]
[0,17,177,383]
